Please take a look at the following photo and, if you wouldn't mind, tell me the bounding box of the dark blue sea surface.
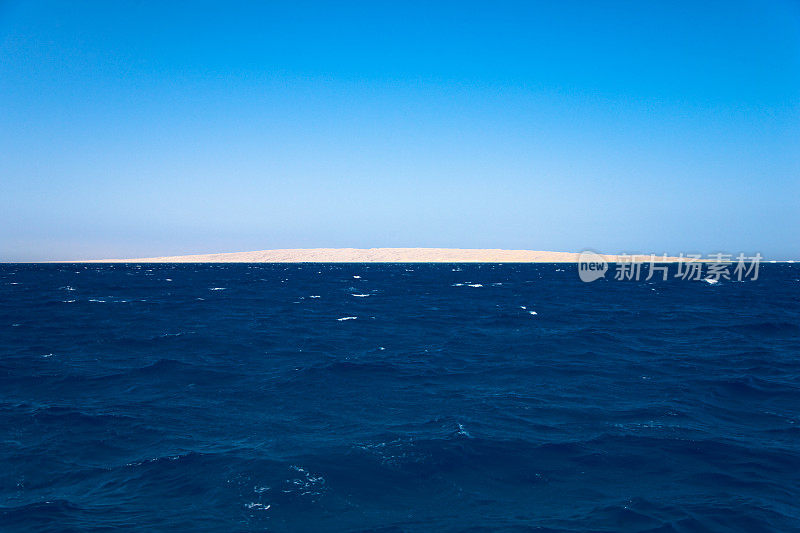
[1,263,799,532]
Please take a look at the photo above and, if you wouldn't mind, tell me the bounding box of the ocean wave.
[1,263,798,531]
[293,360,402,379]
[0,499,84,527]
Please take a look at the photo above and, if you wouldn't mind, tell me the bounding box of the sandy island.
[74,248,687,263]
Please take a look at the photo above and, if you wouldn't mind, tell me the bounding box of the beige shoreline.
[67,248,689,263]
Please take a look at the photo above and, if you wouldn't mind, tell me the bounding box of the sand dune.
[79,248,687,263]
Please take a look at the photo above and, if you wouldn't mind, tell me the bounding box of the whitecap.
[529,311,538,315]
[309,295,321,298]
[353,275,361,279]
[245,503,271,510]
[468,283,483,288]
[703,278,719,285]
[287,465,326,496]
[209,287,227,291]
[337,316,357,321]
[351,294,370,297]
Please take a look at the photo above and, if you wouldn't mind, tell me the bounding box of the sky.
[1,1,798,261]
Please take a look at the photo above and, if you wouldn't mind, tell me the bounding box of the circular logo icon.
[578,250,608,282]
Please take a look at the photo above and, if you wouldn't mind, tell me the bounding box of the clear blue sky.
[1,1,798,260]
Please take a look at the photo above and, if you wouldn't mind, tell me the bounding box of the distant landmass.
[74,248,686,263]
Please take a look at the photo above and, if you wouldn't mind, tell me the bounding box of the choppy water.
[1,263,799,532]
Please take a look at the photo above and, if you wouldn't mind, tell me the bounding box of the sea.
[1,263,799,532]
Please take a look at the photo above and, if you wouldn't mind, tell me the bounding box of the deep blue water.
[1,263,799,532]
